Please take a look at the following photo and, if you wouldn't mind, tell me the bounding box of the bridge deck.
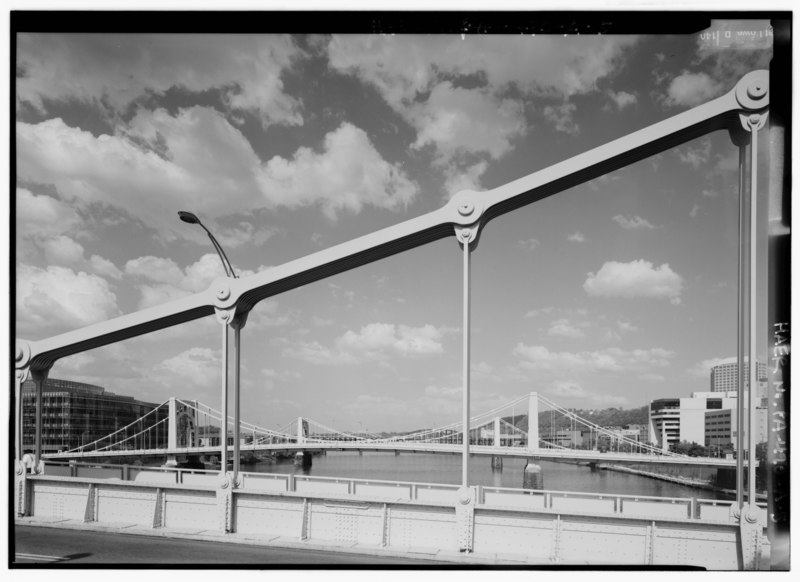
[46,442,737,467]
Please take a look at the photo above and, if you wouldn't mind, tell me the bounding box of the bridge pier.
[294,451,312,469]
[523,460,543,490]
[491,456,503,471]
[589,462,599,472]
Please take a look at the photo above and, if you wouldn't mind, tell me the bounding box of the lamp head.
[178,210,200,225]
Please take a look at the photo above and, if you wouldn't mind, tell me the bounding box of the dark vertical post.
[766,17,791,569]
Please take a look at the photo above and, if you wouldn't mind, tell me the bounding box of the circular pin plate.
[735,70,769,110]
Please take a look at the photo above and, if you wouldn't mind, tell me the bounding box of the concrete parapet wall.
[21,472,767,568]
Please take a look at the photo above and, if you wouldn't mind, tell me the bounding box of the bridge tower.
[527,393,539,451]
[493,417,501,447]
[165,397,178,467]
[296,417,307,445]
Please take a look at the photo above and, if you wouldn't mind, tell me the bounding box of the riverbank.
[599,464,767,501]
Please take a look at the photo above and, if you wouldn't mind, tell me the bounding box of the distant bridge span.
[44,441,738,468]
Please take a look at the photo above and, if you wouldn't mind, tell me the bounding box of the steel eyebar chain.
[480,70,770,225]
[14,71,768,384]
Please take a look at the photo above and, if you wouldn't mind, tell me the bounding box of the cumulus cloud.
[327,35,639,107]
[543,102,579,135]
[547,319,586,339]
[17,264,121,336]
[124,253,255,309]
[568,232,586,243]
[612,215,658,230]
[16,189,125,283]
[688,356,736,379]
[607,90,637,109]
[518,238,541,252]
[17,113,416,238]
[514,343,674,374]
[258,122,417,219]
[16,188,82,238]
[443,161,489,198]
[583,260,684,304]
[410,82,525,162]
[676,139,712,169]
[282,339,357,366]
[88,255,124,280]
[284,322,447,365]
[157,347,221,389]
[326,34,637,174]
[664,71,724,107]
[339,323,444,357]
[41,235,85,265]
[17,33,304,127]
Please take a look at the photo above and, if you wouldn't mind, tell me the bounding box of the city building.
[648,391,738,450]
[21,378,163,454]
[710,358,767,392]
[705,407,768,451]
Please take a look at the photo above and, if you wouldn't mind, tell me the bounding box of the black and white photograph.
[8,4,791,571]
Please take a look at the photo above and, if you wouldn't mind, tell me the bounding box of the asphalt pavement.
[12,525,447,566]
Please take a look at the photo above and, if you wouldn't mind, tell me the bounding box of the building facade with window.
[21,378,163,454]
[648,391,738,450]
[705,407,768,451]
[710,359,767,392]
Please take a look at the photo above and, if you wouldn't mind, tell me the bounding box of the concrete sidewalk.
[14,517,535,566]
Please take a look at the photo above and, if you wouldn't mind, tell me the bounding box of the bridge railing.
[39,460,767,524]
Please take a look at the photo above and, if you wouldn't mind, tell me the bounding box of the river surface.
[244,451,727,500]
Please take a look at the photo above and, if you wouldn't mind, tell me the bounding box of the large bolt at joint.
[458,202,474,216]
[460,228,472,239]
[747,83,767,100]
[216,286,231,301]
[744,504,761,523]
[748,113,761,126]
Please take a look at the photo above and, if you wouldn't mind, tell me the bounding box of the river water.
[245,451,727,500]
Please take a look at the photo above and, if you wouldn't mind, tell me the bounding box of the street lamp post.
[178,211,245,488]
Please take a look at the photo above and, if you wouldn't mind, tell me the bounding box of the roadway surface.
[12,525,447,566]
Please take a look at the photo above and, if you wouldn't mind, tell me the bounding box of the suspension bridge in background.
[44,392,736,468]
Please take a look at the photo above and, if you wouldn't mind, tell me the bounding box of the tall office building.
[710,358,767,392]
[21,378,163,454]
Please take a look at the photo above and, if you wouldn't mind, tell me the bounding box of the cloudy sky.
[15,21,774,432]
